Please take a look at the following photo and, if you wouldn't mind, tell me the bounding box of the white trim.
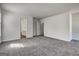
[44,35,71,41]
[2,38,20,42]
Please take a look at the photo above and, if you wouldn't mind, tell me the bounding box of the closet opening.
[20,16,27,39]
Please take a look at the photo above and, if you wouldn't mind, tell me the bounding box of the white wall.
[41,12,71,41]
[2,11,34,41]
[0,8,1,43]
[37,19,41,35]
[33,18,37,36]
[72,13,79,40]
[27,16,33,38]
[2,10,20,41]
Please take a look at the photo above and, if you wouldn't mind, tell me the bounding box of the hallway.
[0,36,79,56]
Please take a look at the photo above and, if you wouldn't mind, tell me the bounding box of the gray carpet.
[0,36,79,56]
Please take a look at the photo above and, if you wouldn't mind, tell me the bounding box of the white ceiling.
[1,3,79,18]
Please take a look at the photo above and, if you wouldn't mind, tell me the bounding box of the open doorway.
[20,16,27,39]
[41,23,44,36]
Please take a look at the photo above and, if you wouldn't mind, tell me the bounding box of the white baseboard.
[44,36,71,42]
[2,38,20,42]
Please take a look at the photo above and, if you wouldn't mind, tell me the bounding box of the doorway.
[41,23,44,36]
[20,16,27,39]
